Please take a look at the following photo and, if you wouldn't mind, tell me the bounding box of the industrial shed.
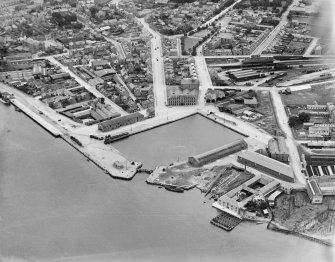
[237,151,295,183]
[98,112,144,132]
[188,139,248,167]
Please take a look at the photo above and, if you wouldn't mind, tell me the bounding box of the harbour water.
[0,105,333,262]
[112,114,244,169]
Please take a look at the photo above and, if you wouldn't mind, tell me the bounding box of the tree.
[89,6,99,17]
[72,23,83,30]
[69,2,77,7]
[288,116,300,128]
[298,112,311,123]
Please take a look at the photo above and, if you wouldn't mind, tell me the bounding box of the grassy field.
[254,91,284,136]
[192,29,211,38]
[282,86,335,106]
[184,37,201,52]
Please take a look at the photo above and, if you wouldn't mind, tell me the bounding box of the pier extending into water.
[211,212,242,231]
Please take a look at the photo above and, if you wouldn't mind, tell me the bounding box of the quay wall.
[130,112,198,136]
[197,111,249,137]
[10,99,62,137]
[61,134,141,180]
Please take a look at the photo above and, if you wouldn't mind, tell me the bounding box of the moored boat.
[164,185,184,193]
[104,132,130,144]
[0,92,13,106]
[0,97,10,105]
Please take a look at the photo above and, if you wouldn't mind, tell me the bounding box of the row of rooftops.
[98,111,144,129]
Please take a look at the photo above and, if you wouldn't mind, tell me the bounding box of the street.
[270,88,306,185]
[252,0,299,55]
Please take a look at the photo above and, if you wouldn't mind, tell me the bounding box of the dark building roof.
[192,139,247,163]
[99,112,143,128]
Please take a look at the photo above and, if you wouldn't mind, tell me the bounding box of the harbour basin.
[112,113,245,169]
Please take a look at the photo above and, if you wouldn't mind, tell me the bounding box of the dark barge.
[104,132,130,144]
[164,185,184,193]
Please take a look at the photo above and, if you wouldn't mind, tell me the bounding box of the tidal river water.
[0,105,333,262]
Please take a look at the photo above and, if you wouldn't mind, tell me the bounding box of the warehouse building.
[188,139,248,167]
[98,112,144,132]
[214,175,280,217]
[237,151,295,183]
[229,69,266,81]
[304,175,335,204]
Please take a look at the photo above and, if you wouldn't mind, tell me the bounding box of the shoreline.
[3,88,335,248]
[10,99,62,137]
[267,221,333,246]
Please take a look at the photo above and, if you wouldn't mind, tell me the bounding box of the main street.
[135,17,167,116]
[194,55,213,108]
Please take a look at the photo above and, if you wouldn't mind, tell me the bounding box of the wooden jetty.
[210,212,242,231]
